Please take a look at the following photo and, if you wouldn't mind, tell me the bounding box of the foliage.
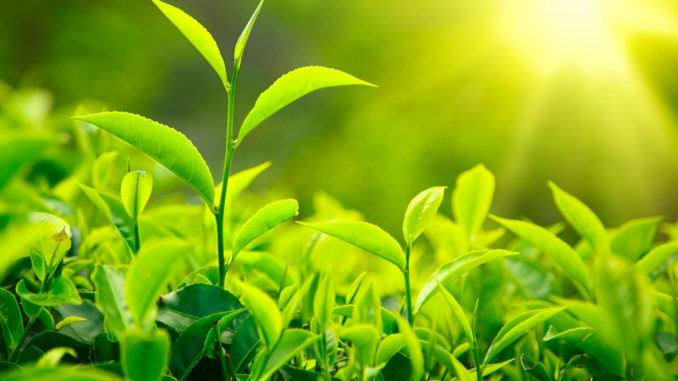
[2,1,678,381]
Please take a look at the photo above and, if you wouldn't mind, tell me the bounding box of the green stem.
[133,218,141,253]
[403,245,414,325]
[215,322,232,381]
[215,66,239,289]
[8,313,38,362]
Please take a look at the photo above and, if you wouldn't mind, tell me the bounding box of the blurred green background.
[3,0,678,233]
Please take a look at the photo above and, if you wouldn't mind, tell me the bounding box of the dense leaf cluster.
[2,1,678,380]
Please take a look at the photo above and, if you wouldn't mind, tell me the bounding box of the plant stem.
[403,245,414,325]
[133,218,140,253]
[215,66,239,289]
[8,313,38,362]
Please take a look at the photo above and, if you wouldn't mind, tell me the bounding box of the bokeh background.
[3,0,678,234]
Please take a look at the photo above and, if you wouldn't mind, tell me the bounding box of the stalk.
[403,245,414,325]
[215,67,239,289]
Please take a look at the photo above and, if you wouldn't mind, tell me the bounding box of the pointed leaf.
[125,239,190,331]
[452,164,494,239]
[74,112,214,204]
[0,288,23,351]
[313,274,335,329]
[297,220,405,271]
[121,170,153,219]
[491,216,589,295]
[121,329,170,381]
[238,281,282,349]
[92,265,133,339]
[375,334,406,365]
[396,315,424,381]
[237,66,375,143]
[548,182,608,254]
[258,329,319,381]
[415,249,516,312]
[636,241,678,276]
[484,307,565,364]
[403,186,446,246]
[151,0,228,89]
[79,184,136,253]
[232,199,299,257]
[436,281,473,344]
[234,0,264,71]
[16,277,82,307]
[610,217,661,261]
[340,324,379,367]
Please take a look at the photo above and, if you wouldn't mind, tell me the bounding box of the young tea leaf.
[120,170,153,219]
[313,273,335,329]
[548,181,608,255]
[16,276,82,307]
[636,241,678,276]
[256,329,319,381]
[237,66,375,144]
[232,199,299,257]
[238,281,282,349]
[125,239,190,331]
[151,0,228,90]
[436,281,473,345]
[609,216,662,261]
[415,249,516,312]
[297,220,406,271]
[92,265,133,340]
[121,329,170,381]
[491,215,590,296]
[484,307,565,364]
[233,0,264,71]
[395,315,424,381]
[339,324,379,368]
[402,186,446,246]
[74,112,215,205]
[452,164,495,240]
[79,184,136,253]
[375,334,406,365]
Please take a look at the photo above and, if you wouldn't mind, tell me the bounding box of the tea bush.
[1,1,678,380]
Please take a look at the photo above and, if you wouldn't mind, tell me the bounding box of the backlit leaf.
[232,199,299,257]
[297,220,406,271]
[257,329,319,381]
[74,112,214,205]
[452,164,494,239]
[233,0,264,71]
[238,281,282,349]
[237,66,375,143]
[402,186,446,246]
[120,170,153,219]
[121,329,170,381]
[92,265,133,339]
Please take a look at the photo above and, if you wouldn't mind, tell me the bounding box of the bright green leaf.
[16,277,82,307]
[610,217,662,261]
[297,220,405,271]
[415,249,516,312]
[257,329,319,381]
[636,241,678,276]
[121,170,153,219]
[125,239,190,331]
[491,215,590,295]
[233,0,264,71]
[484,307,565,364]
[375,334,406,365]
[396,315,424,381]
[92,265,133,339]
[121,329,170,381]
[548,181,608,255]
[313,274,335,329]
[237,66,375,143]
[403,186,446,246]
[56,316,87,331]
[79,184,136,253]
[452,164,494,239]
[232,199,299,257]
[151,0,228,89]
[92,151,119,190]
[238,281,282,349]
[436,281,473,345]
[340,324,379,367]
[74,112,214,205]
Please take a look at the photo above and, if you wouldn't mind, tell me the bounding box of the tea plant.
[2,1,678,381]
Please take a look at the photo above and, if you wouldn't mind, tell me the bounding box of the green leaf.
[257,329,319,381]
[452,164,494,239]
[121,170,153,219]
[375,334,406,365]
[636,241,678,276]
[520,354,552,381]
[232,199,299,257]
[610,217,662,261]
[158,283,242,318]
[339,324,379,367]
[0,288,23,351]
[313,274,335,329]
[542,326,624,376]
[28,212,72,282]
[415,249,516,312]
[92,151,119,190]
[0,134,53,190]
[233,0,264,71]
[548,181,608,254]
[491,216,590,295]
[56,316,87,331]
[484,307,565,364]
[402,186,446,246]
[238,281,282,349]
[151,0,228,89]
[451,355,473,381]
[121,329,170,381]
[92,265,133,339]
[220,161,271,214]
[395,315,424,381]
[37,347,77,367]
[125,239,190,331]
[2,366,120,381]
[297,220,405,271]
[16,277,82,307]
[237,66,375,143]
[436,281,473,345]
[74,112,214,205]
[79,184,136,253]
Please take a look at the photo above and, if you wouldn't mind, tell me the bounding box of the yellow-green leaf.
[232,199,299,257]
[120,170,153,219]
[121,329,170,381]
[233,0,264,71]
[151,0,228,89]
[238,281,282,349]
[403,186,446,246]
[297,220,405,271]
[237,66,375,144]
[74,112,214,205]
[452,164,494,239]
